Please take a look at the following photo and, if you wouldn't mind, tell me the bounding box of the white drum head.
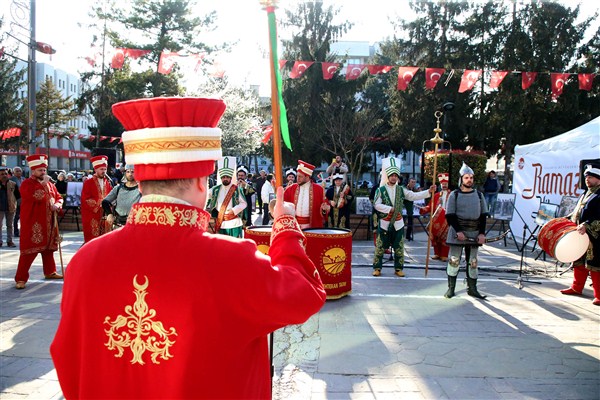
[554,231,590,263]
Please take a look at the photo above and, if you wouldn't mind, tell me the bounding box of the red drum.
[430,206,449,243]
[304,228,352,300]
[538,218,590,263]
[244,226,272,255]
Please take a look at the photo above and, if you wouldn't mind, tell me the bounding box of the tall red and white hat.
[90,155,108,170]
[26,154,48,170]
[297,160,315,176]
[437,172,449,184]
[112,97,226,181]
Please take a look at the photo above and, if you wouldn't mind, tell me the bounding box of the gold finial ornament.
[431,110,444,145]
[259,0,278,8]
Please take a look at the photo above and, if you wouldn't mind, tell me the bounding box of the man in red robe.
[14,155,64,289]
[420,172,452,261]
[51,97,326,399]
[80,155,112,242]
[284,160,329,229]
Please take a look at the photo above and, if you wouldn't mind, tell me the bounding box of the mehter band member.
[81,155,113,242]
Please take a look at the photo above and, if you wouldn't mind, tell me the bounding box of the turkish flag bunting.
[290,61,314,79]
[489,71,509,89]
[550,73,570,99]
[158,51,179,75]
[110,137,119,143]
[279,60,287,70]
[425,68,445,89]
[111,49,126,69]
[458,70,482,93]
[261,125,273,144]
[35,42,56,55]
[397,67,419,91]
[521,72,537,90]
[578,73,595,91]
[346,64,366,80]
[124,49,150,59]
[321,62,340,80]
[367,65,393,75]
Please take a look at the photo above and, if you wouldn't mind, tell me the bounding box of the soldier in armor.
[444,163,488,299]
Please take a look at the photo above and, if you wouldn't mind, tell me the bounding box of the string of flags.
[280,60,596,99]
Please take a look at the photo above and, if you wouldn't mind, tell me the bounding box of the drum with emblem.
[303,228,352,300]
[430,206,449,243]
[538,217,590,263]
[244,226,272,255]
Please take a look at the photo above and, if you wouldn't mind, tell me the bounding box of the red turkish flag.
[346,64,366,80]
[35,42,56,55]
[289,61,314,79]
[261,126,273,144]
[489,71,509,89]
[551,73,570,99]
[111,49,126,69]
[158,51,179,74]
[425,68,445,89]
[578,73,595,91]
[321,62,340,80]
[458,70,482,93]
[124,49,150,59]
[521,72,537,90]
[367,65,393,75]
[396,67,419,91]
[279,60,287,70]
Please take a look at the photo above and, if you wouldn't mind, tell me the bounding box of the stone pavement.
[1,213,599,399]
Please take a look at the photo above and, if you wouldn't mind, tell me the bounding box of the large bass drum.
[244,226,272,255]
[303,228,352,300]
[538,218,589,263]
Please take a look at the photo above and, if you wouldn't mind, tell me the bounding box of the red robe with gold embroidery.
[51,202,326,399]
[80,175,112,242]
[420,189,451,258]
[284,182,327,228]
[19,177,63,255]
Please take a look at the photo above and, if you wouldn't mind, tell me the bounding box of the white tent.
[511,117,600,241]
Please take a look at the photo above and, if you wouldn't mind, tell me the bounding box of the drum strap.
[215,185,238,232]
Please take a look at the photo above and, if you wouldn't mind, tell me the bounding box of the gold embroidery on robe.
[33,189,46,200]
[127,204,209,230]
[31,222,43,244]
[104,275,177,365]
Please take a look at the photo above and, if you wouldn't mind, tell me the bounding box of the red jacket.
[284,183,327,228]
[80,175,112,242]
[19,177,62,255]
[51,202,326,399]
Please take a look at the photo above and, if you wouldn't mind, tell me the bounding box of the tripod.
[500,222,542,289]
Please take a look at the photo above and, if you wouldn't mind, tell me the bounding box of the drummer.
[420,172,452,261]
[284,160,330,229]
[560,162,600,306]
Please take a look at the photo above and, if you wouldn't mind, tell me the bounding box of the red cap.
[90,155,108,170]
[112,97,226,181]
[26,155,48,170]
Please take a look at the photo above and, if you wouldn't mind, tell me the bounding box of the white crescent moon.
[430,72,441,81]
[555,79,565,88]
[327,66,337,73]
[351,67,362,75]
[298,63,307,73]
[467,71,480,81]
[403,72,414,80]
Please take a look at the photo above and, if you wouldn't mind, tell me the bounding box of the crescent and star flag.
[261,125,273,144]
[522,72,537,90]
[551,73,570,99]
[346,64,366,80]
[158,51,180,75]
[396,67,419,91]
[367,65,393,75]
[289,61,314,79]
[125,49,150,59]
[425,68,445,89]
[489,71,509,89]
[111,49,126,69]
[279,60,288,70]
[578,73,595,91]
[458,69,482,93]
[321,62,340,80]
[35,42,56,55]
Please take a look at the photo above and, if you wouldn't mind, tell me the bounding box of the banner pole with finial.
[423,111,444,277]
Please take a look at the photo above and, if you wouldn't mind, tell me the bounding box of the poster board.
[355,197,372,215]
[492,193,516,221]
[535,203,559,226]
[557,196,579,218]
[65,182,83,207]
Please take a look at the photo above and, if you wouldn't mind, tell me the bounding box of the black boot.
[467,277,487,300]
[444,275,457,298]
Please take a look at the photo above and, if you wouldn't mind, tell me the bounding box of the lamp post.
[27,0,37,157]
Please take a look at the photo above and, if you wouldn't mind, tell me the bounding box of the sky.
[1,0,598,95]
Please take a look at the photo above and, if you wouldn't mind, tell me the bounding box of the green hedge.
[424,150,487,187]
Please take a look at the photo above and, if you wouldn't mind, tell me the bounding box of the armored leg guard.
[444,275,457,299]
